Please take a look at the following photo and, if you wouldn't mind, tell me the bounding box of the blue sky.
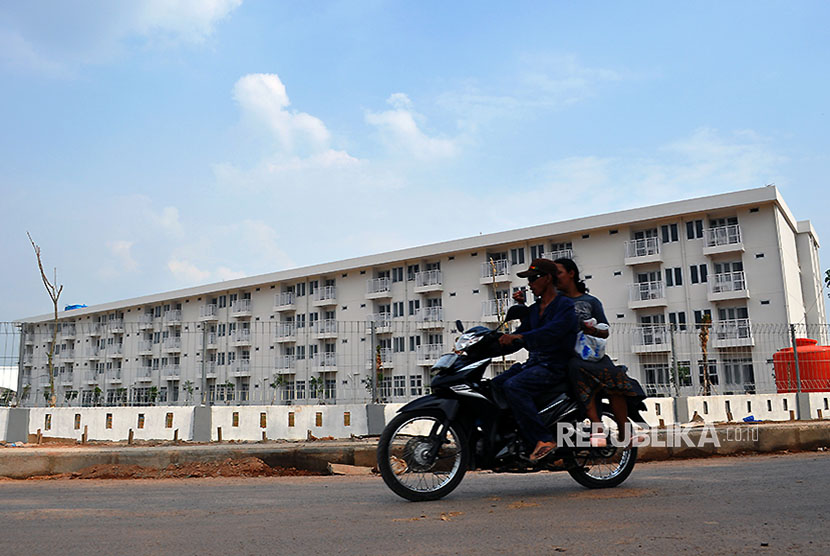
[2,1,828,322]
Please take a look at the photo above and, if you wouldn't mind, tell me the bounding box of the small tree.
[182,380,194,403]
[28,232,63,407]
[699,314,713,396]
[93,386,103,406]
[148,386,159,405]
[269,374,287,404]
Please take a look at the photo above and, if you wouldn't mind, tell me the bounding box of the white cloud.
[366,93,458,159]
[167,258,211,284]
[106,240,139,272]
[233,73,331,154]
[134,0,243,44]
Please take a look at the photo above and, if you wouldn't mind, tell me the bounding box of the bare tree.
[699,313,712,396]
[27,232,63,408]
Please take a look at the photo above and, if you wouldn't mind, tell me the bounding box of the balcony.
[416,306,444,329]
[316,319,338,339]
[230,359,251,377]
[38,374,52,387]
[58,349,76,362]
[632,325,672,354]
[275,355,296,372]
[23,354,34,366]
[275,323,297,343]
[366,277,392,299]
[712,318,754,348]
[367,348,393,370]
[482,298,510,322]
[162,337,182,352]
[200,304,219,321]
[86,347,102,360]
[543,248,574,261]
[107,370,122,383]
[162,365,181,380]
[164,310,182,325]
[85,371,99,384]
[480,259,511,285]
[108,319,125,333]
[628,281,667,310]
[416,344,445,365]
[60,372,74,385]
[312,352,337,370]
[231,329,252,346]
[107,345,124,358]
[367,312,392,334]
[60,324,76,339]
[703,225,744,256]
[205,362,218,379]
[274,292,296,312]
[415,270,443,293]
[203,333,218,350]
[137,368,154,382]
[87,324,102,336]
[624,237,662,265]
[312,286,337,307]
[139,314,155,329]
[138,340,154,355]
[231,299,252,317]
[708,271,750,302]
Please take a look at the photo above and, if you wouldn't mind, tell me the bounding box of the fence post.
[789,323,810,420]
[370,321,378,404]
[201,325,208,406]
[16,323,25,406]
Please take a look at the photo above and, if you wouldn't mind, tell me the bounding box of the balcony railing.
[164,310,182,323]
[705,224,742,248]
[480,259,510,280]
[369,348,392,368]
[312,352,337,368]
[231,299,252,315]
[416,343,444,362]
[231,329,252,344]
[274,292,296,310]
[58,349,76,361]
[231,359,251,376]
[108,319,125,333]
[162,337,182,351]
[714,318,753,342]
[624,237,660,259]
[543,249,574,261]
[366,277,392,295]
[138,340,153,354]
[86,347,101,359]
[60,372,74,384]
[482,298,510,319]
[85,371,99,383]
[139,314,155,328]
[137,368,154,380]
[313,286,337,305]
[367,312,392,328]
[275,323,296,340]
[200,304,218,320]
[710,271,747,294]
[107,345,124,357]
[317,319,338,336]
[162,365,181,378]
[275,355,296,370]
[107,370,122,382]
[417,306,444,324]
[60,324,76,338]
[415,270,443,288]
[629,281,665,302]
[635,325,670,347]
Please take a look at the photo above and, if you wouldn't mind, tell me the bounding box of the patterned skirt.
[568,355,647,410]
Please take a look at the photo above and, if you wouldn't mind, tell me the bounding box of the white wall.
[685,393,797,423]
[211,404,368,441]
[808,392,830,419]
[0,408,9,441]
[28,406,195,442]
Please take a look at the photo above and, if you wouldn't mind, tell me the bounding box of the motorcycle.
[377,305,648,501]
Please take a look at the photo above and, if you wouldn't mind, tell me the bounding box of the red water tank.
[773,338,830,392]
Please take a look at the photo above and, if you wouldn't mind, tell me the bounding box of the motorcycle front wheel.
[377,410,469,501]
[567,411,638,489]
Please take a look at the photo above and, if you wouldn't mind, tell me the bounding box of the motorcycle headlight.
[455,332,483,352]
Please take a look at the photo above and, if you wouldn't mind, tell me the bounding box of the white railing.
[417,306,443,323]
[275,355,296,370]
[624,237,660,258]
[416,343,444,361]
[705,224,742,248]
[714,318,752,341]
[482,298,510,318]
[138,340,153,353]
[231,299,252,314]
[231,329,252,343]
[313,352,337,367]
[108,319,125,332]
[205,363,217,377]
[274,292,295,308]
[107,370,122,382]
[415,270,443,288]
[39,375,52,386]
[164,309,182,323]
[276,323,296,339]
[317,319,338,335]
[636,325,669,347]
[60,372,74,383]
[481,259,510,279]
[370,348,393,366]
[139,314,154,327]
[710,271,747,294]
[203,333,217,347]
[60,324,76,337]
[137,368,154,379]
[200,304,218,319]
[629,281,665,302]
[85,371,98,382]
[107,344,124,356]
[231,359,251,375]
[86,347,101,359]
[59,349,76,360]
[367,312,392,328]
[163,337,182,351]
[87,324,102,335]
[543,249,574,261]
[161,365,181,377]
[313,286,337,303]
[366,277,391,295]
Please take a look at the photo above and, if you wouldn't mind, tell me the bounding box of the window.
[407,264,420,281]
[391,267,404,282]
[377,269,391,280]
[668,312,687,331]
[530,244,545,260]
[710,216,738,228]
[693,310,712,327]
[723,358,755,386]
[676,360,692,386]
[643,363,670,385]
[309,280,318,295]
[393,337,405,353]
[392,301,404,318]
[409,335,421,351]
[410,374,423,396]
[665,267,683,287]
[698,360,719,386]
[690,264,708,284]
[633,228,658,240]
[408,299,420,316]
[510,248,525,265]
[661,224,679,243]
[686,219,704,239]
[297,313,307,329]
[296,282,306,297]
[393,376,406,397]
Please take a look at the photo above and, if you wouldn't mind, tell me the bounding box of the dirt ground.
[24,457,322,480]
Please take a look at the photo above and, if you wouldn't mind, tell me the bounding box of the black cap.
[516,258,558,277]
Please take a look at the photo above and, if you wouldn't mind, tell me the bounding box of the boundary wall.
[3,392,830,442]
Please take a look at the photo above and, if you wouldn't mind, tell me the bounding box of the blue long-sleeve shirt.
[515,294,578,369]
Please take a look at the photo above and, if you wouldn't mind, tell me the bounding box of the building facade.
[17,186,825,406]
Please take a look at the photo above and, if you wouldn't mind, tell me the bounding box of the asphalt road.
[1,452,828,555]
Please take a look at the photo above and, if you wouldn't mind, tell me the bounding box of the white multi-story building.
[17,186,824,406]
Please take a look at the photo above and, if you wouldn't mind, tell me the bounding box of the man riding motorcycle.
[494,258,578,462]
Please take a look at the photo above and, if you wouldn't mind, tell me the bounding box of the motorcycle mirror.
[504,304,529,323]
[455,320,465,333]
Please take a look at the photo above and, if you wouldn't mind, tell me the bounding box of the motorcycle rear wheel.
[567,411,638,489]
[377,410,468,501]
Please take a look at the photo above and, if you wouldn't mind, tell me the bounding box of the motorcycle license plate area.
[431,353,457,371]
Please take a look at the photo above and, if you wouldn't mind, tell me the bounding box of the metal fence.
[4,320,830,407]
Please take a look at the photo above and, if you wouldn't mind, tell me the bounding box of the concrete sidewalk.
[1,421,828,479]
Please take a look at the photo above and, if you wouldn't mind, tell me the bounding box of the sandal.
[589,433,607,448]
[529,440,556,462]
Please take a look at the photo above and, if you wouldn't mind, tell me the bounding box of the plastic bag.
[574,319,609,361]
